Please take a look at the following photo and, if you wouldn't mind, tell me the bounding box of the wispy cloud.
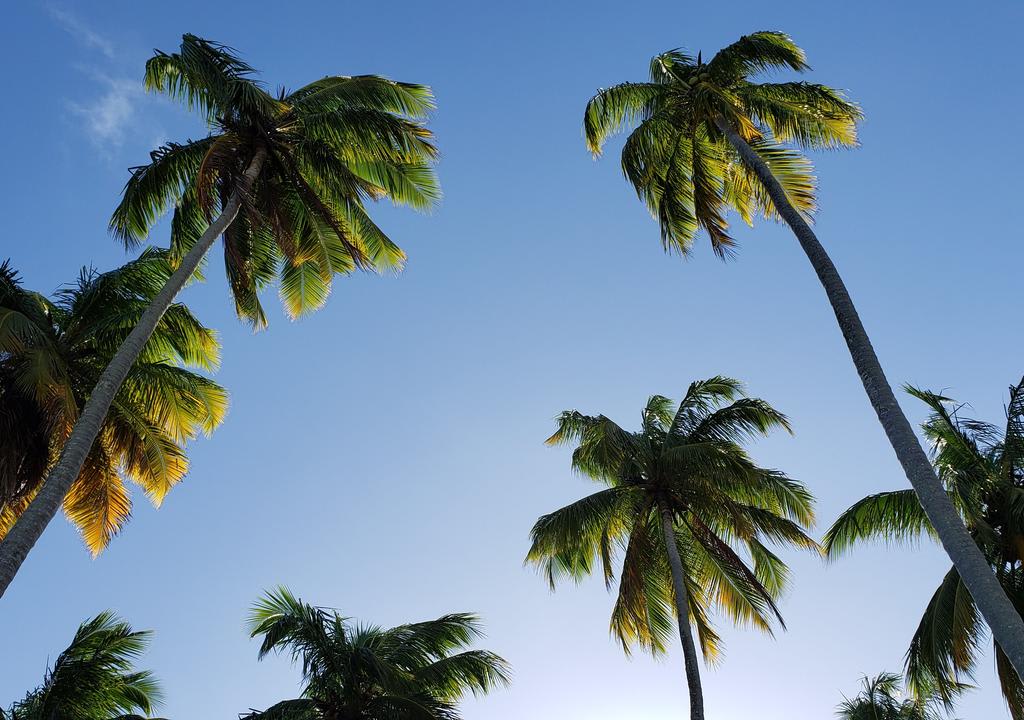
[69,75,140,147]
[45,7,165,152]
[47,6,115,59]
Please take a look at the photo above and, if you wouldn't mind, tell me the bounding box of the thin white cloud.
[69,76,140,147]
[47,6,115,59]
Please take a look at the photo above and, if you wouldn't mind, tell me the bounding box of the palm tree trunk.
[660,508,705,720]
[0,149,267,600]
[714,115,1024,680]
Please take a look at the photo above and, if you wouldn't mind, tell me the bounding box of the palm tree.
[825,378,1024,716]
[526,377,816,720]
[582,29,1024,679]
[1,611,164,719]
[241,587,510,720]
[835,673,954,720]
[0,250,226,554]
[0,34,439,596]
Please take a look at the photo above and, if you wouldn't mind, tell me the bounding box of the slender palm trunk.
[660,508,705,720]
[0,149,267,600]
[714,115,1024,679]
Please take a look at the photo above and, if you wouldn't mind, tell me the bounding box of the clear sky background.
[1,1,1022,718]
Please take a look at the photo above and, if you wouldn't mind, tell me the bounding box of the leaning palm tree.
[825,379,1024,716]
[0,34,438,596]
[0,250,225,554]
[583,29,1024,678]
[1,611,163,719]
[836,672,954,720]
[526,377,816,720]
[242,587,510,720]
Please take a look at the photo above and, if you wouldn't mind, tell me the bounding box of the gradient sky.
[1,1,1022,718]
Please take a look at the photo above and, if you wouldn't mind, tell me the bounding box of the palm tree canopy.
[824,379,1024,714]
[526,376,816,660]
[243,587,510,720]
[110,34,440,327]
[836,672,954,720]
[584,31,861,257]
[1,611,161,719]
[0,250,227,553]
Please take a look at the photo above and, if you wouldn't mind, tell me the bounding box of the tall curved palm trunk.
[714,116,1024,678]
[0,151,266,599]
[660,509,704,720]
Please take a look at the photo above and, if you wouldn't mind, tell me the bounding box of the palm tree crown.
[527,377,816,658]
[836,673,953,720]
[243,587,510,720]
[1,611,162,719]
[0,250,226,553]
[111,34,439,326]
[584,31,860,257]
[824,379,1024,715]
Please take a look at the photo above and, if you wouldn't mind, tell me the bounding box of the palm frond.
[823,490,936,557]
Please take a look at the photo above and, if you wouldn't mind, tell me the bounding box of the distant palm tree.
[0,250,225,554]
[583,30,1024,677]
[526,377,816,720]
[836,672,955,720]
[825,379,1024,716]
[0,34,439,596]
[1,611,163,719]
[243,587,510,720]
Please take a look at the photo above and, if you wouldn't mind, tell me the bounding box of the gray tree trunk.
[660,508,705,720]
[0,149,267,600]
[714,115,1024,680]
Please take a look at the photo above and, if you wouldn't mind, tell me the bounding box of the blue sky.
[2,1,1023,718]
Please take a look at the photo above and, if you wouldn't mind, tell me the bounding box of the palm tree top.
[836,672,958,720]
[583,30,862,257]
[529,377,816,661]
[109,33,440,326]
[0,250,227,554]
[244,587,510,720]
[2,611,162,719]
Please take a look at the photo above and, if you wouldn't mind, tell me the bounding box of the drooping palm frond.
[584,82,664,155]
[526,486,640,589]
[823,490,938,557]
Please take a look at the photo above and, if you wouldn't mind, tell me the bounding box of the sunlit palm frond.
[110,139,216,247]
[736,81,861,149]
[584,82,664,154]
[707,32,809,81]
[527,487,640,588]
